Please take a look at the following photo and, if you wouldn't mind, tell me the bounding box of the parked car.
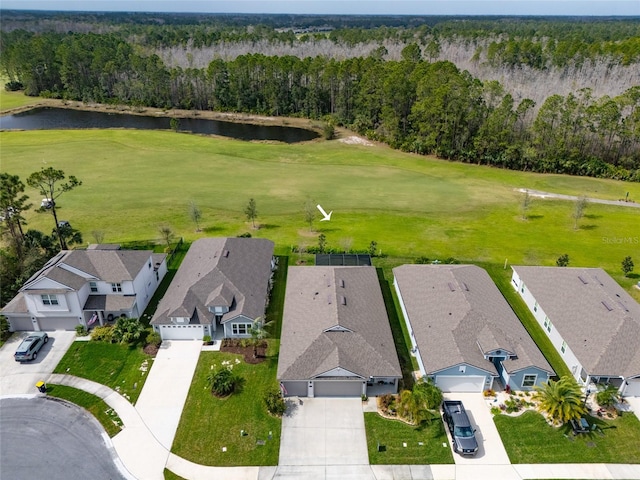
[442,400,479,456]
[40,198,54,209]
[14,332,48,362]
[57,220,71,228]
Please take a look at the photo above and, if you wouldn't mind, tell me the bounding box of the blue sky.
[1,1,639,16]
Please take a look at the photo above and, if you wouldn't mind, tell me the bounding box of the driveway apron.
[135,340,202,450]
[0,331,76,396]
[279,398,369,467]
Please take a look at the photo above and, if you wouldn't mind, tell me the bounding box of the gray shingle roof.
[277,266,402,381]
[513,266,640,378]
[393,264,553,376]
[20,248,162,291]
[150,238,274,326]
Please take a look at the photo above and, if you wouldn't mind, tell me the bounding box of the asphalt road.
[0,396,126,480]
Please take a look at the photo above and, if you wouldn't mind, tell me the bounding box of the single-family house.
[1,245,167,331]
[393,264,554,393]
[150,237,275,341]
[511,266,640,397]
[277,266,402,397]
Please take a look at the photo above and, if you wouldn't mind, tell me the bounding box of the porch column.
[98,311,104,326]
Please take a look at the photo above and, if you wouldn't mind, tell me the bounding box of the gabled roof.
[20,248,159,291]
[393,264,553,376]
[150,238,274,326]
[513,266,640,378]
[277,266,402,381]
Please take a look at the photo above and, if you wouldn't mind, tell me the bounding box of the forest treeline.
[1,29,639,181]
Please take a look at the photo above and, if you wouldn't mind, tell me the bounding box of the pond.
[0,107,319,143]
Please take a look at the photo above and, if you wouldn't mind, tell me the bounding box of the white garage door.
[282,381,307,397]
[38,317,79,331]
[9,317,34,332]
[435,375,486,393]
[314,380,363,397]
[625,378,640,397]
[159,324,204,340]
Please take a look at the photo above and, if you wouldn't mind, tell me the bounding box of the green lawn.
[0,88,40,111]
[171,351,281,466]
[364,413,454,464]
[1,129,639,305]
[47,384,123,437]
[494,410,640,463]
[53,341,152,404]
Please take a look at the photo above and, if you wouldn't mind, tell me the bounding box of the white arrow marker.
[317,204,332,221]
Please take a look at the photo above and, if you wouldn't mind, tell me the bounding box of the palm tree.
[596,383,622,408]
[533,376,587,424]
[249,316,272,359]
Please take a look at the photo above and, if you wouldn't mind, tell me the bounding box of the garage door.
[314,380,363,397]
[38,317,79,331]
[625,378,640,397]
[435,375,486,393]
[9,317,34,332]
[282,381,307,397]
[159,324,204,340]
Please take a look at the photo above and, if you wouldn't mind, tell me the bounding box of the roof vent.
[327,295,332,305]
[340,295,346,306]
[594,275,604,286]
[578,275,588,285]
[601,301,613,312]
[618,301,629,312]
[462,282,469,291]
[223,250,229,258]
[340,279,345,288]
[447,282,456,292]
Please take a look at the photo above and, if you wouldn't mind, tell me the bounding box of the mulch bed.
[143,343,159,357]
[219,339,267,364]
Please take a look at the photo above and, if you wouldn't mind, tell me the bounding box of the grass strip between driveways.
[171,351,281,466]
[53,341,152,404]
[364,412,454,464]
[494,410,640,464]
[47,384,123,437]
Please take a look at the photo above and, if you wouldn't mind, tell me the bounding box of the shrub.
[75,324,88,336]
[5,81,24,91]
[491,406,502,416]
[145,331,162,347]
[91,325,115,342]
[0,315,11,341]
[414,256,431,264]
[112,317,146,344]
[264,389,287,416]
[483,389,496,397]
[202,335,212,344]
[207,367,244,397]
[379,393,395,410]
[237,232,252,238]
[504,397,522,413]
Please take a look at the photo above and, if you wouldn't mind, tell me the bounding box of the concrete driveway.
[442,393,511,465]
[134,340,202,450]
[0,331,76,396]
[279,397,369,467]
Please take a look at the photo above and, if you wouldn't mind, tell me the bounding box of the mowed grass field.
[1,128,639,295]
[0,87,40,111]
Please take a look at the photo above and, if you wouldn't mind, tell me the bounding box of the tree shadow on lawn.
[259,224,280,230]
[579,224,598,231]
[203,225,224,234]
[526,214,544,220]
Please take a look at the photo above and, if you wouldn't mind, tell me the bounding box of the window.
[89,282,98,293]
[522,374,537,388]
[232,323,252,335]
[561,341,567,354]
[111,283,122,293]
[41,294,59,305]
[543,316,552,333]
[533,302,538,312]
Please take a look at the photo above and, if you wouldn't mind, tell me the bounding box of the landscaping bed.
[219,339,267,364]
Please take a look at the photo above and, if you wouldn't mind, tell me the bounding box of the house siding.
[507,367,551,391]
[223,315,255,338]
[511,270,584,383]
[393,277,427,376]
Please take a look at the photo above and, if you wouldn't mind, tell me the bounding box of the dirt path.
[515,188,640,209]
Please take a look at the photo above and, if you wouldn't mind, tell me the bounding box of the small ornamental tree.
[317,233,327,253]
[244,198,258,228]
[596,383,622,408]
[304,199,316,231]
[556,254,570,267]
[189,201,202,232]
[112,317,146,344]
[622,256,634,277]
